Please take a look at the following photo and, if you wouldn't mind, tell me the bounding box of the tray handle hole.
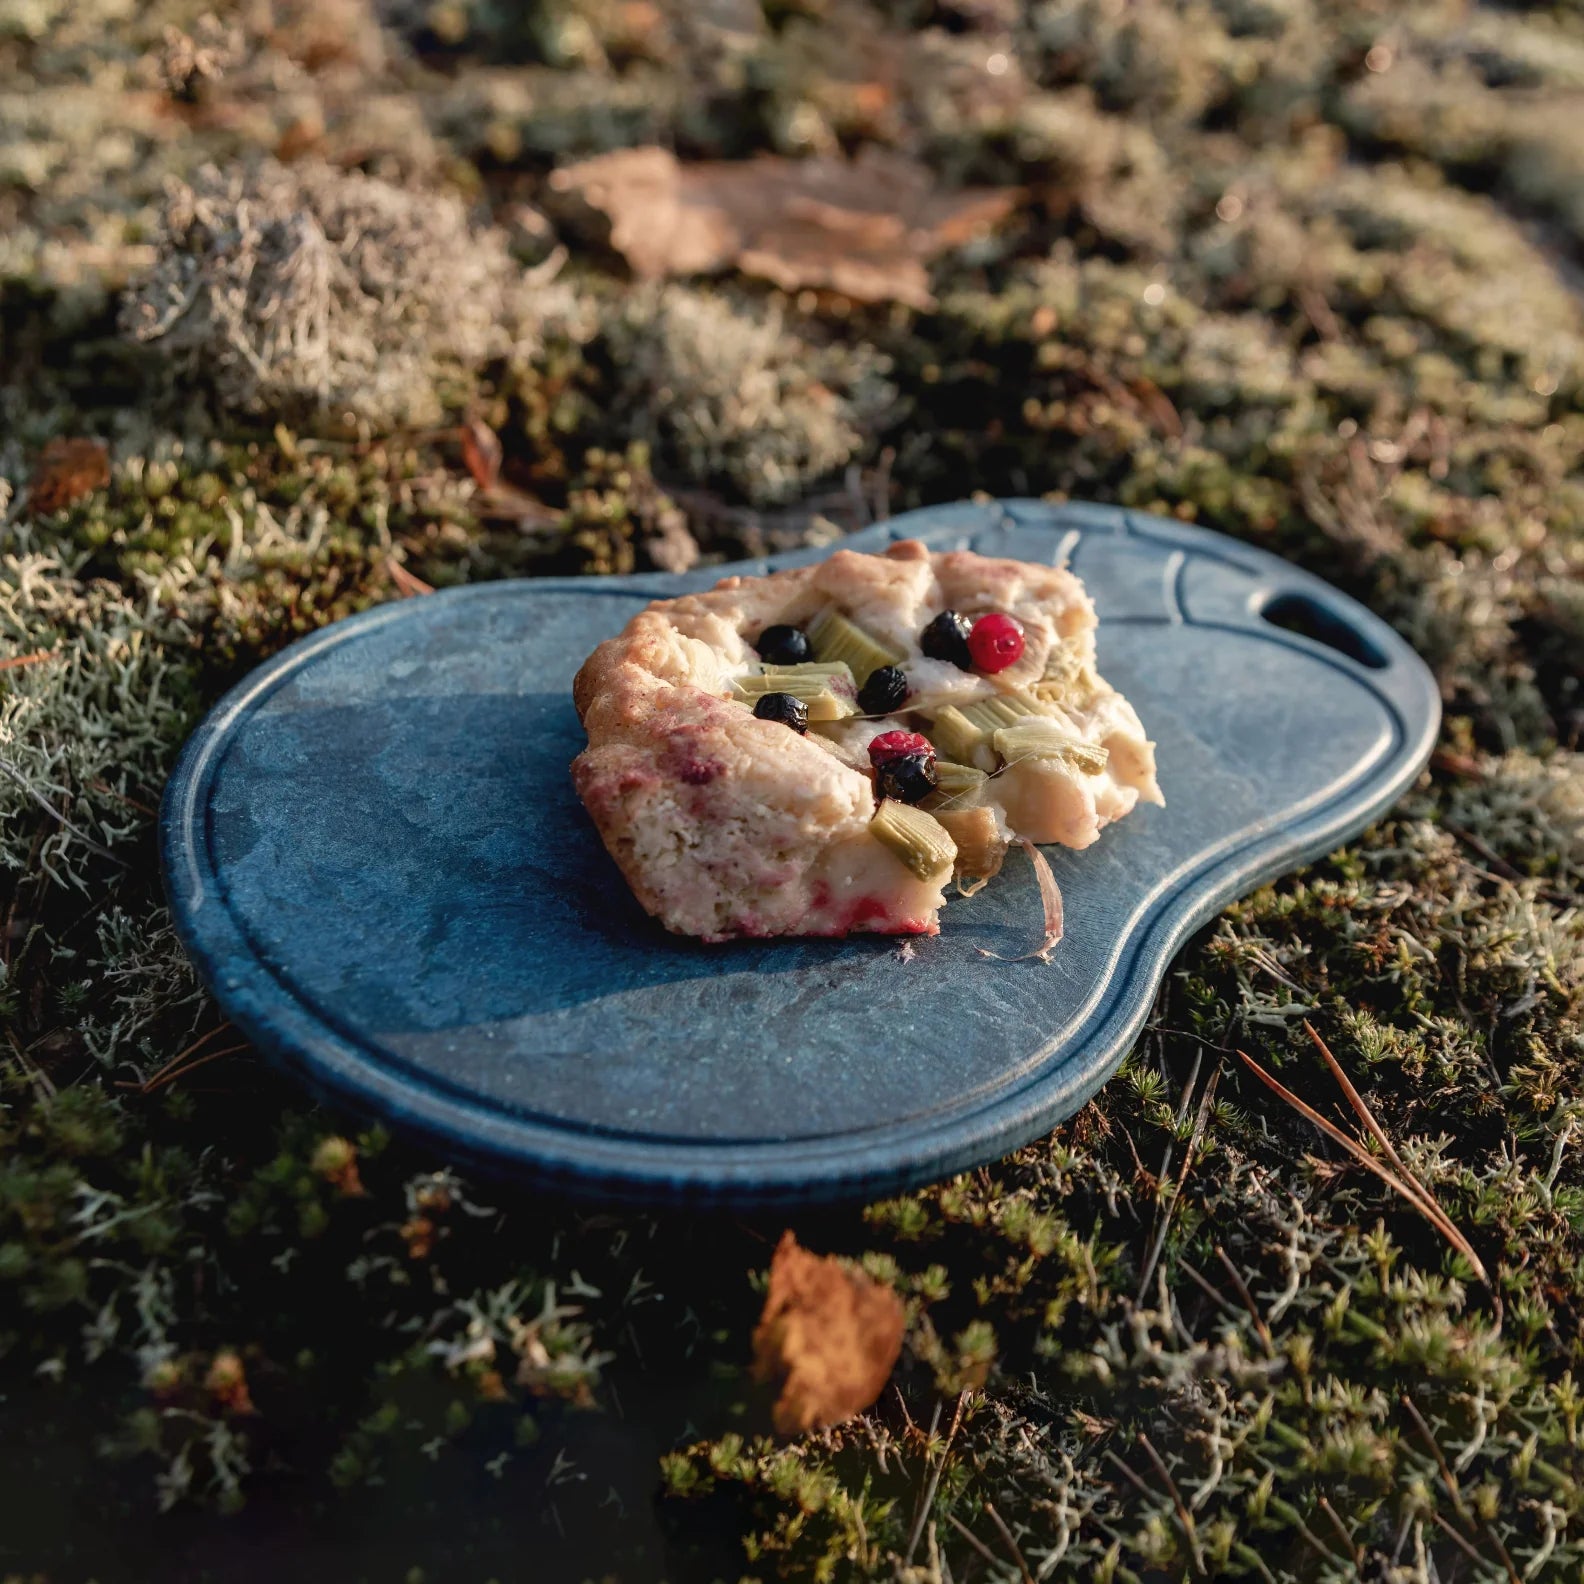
[1260,591,1387,670]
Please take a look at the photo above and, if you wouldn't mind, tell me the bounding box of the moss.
[3,0,1584,1577]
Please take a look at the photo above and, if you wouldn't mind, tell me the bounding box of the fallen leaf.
[28,438,110,515]
[460,417,503,490]
[752,1231,905,1434]
[551,146,1019,309]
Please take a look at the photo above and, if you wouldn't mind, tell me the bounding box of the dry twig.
[906,1394,970,1564]
[1138,1433,1206,1576]
[982,1500,1033,1584]
[1402,1395,1520,1584]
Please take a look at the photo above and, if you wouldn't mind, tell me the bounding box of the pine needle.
[1235,1048,1488,1285]
[1303,1020,1415,1184]
[0,649,59,671]
[387,557,435,597]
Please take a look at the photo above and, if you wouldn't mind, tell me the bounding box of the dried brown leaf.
[752,1231,905,1435]
[551,146,1019,309]
[28,438,110,515]
[460,417,503,490]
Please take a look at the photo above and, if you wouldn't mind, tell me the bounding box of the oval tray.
[160,500,1439,1206]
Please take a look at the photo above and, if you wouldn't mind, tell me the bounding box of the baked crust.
[571,539,1162,941]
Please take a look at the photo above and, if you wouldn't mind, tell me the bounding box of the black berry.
[755,624,811,665]
[752,691,808,733]
[857,664,908,716]
[920,610,974,670]
[874,752,937,804]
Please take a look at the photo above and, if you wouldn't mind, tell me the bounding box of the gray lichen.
[607,284,897,506]
[120,160,586,431]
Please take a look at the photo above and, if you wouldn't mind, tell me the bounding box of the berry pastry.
[571,539,1162,942]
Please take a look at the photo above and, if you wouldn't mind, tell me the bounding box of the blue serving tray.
[160,501,1439,1206]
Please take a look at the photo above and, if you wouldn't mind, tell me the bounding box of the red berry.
[868,730,934,766]
[968,612,1025,673]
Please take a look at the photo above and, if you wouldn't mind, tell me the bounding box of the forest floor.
[3,1,1584,1579]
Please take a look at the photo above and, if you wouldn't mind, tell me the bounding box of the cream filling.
[807,829,955,929]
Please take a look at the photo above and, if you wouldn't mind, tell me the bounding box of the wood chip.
[551,146,1019,309]
[752,1231,905,1434]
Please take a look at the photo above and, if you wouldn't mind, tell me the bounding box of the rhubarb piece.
[870,799,957,882]
[808,607,903,682]
[935,805,1008,888]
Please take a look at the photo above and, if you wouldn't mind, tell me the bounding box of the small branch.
[1428,1510,1488,1572]
[87,779,159,819]
[126,1021,235,1091]
[7,1027,57,1098]
[906,1394,968,1565]
[1438,828,1569,906]
[386,557,434,597]
[116,1043,248,1095]
[1403,1395,1520,1584]
[1137,1066,1222,1300]
[1304,1021,1413,1183]
[1175,1259,1243,1326]
[1316,1495,1361,1567]
[892,1382,920,1441]
[1443,819,1520,878]
[0,760,123,865]
[1104,1447,1156,1503]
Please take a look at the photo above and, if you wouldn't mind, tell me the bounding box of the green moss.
[3,0,1584,1576]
